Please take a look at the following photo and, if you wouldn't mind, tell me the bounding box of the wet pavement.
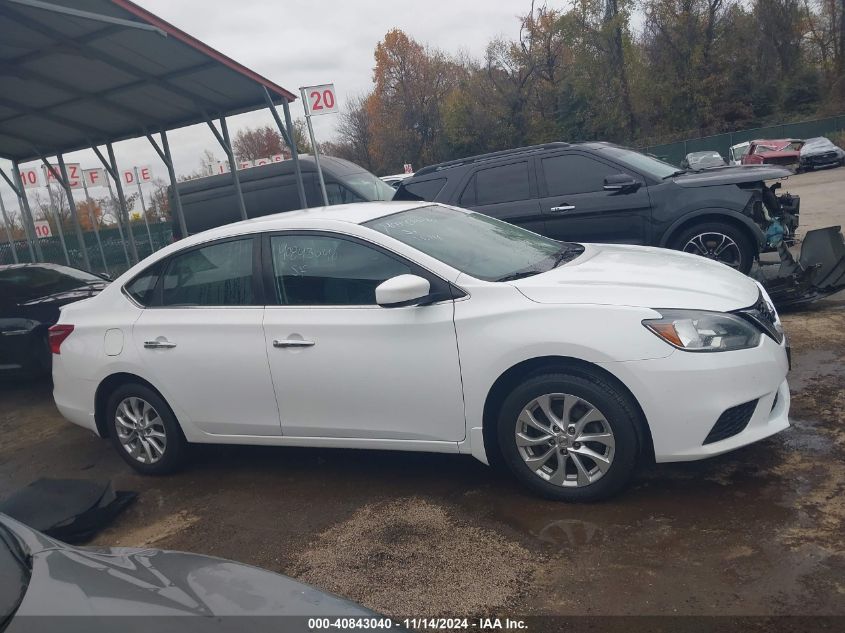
[1,296,844,621]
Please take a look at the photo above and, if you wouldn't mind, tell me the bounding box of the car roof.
[174,201,434,243]
[0,262,86,274]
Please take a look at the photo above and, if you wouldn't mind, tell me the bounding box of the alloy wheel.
[683,232,741,268]
[115,396,167,464]
[515,393,615,487]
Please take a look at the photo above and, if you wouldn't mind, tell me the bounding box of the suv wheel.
[673,221,755,273]
[107,383,186,474]
[497,371,639,501]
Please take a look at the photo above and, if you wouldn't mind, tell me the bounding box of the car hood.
[16,282,108,307]
[511,244,759,312]
[2,515,373,622]
[672,164,791,187]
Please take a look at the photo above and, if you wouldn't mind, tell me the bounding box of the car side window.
[395,178,447,201]
[461,161,530,206]
[270,234,411,306]
[160,239,256,306]
[541,154,623,196]
[124,260,164,307]
[326,182,364,205]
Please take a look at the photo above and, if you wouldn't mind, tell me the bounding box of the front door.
[537,152,652,244]
[262,232,466,442]
[131,236,281,436]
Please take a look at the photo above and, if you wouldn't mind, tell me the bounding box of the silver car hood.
[2,514,372,624]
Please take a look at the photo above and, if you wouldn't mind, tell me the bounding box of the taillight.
[48,324,74,354]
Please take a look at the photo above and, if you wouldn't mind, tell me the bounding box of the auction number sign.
[304,83,338,116]
[34,220,52,239]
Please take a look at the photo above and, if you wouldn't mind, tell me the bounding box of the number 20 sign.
[304,84,338,116]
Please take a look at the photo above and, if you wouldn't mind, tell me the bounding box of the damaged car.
[395,142,801,274]
[741,139,804,170]
[799,136,845,171]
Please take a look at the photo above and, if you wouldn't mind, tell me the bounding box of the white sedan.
[50,202,790,501]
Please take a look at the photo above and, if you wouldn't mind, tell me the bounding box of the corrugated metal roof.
[0,0,296,162]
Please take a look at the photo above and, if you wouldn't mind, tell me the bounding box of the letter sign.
[19,168,40,189]
[84,168,106,188]
[304,83,338,116]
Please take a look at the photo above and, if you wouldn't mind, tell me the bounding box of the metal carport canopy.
[0,0,298,162]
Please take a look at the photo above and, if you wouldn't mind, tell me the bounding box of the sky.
[1,0,546,219]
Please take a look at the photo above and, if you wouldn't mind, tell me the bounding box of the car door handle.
[550,204,575,213]
[144,340,177,349]
[273,339,315,348]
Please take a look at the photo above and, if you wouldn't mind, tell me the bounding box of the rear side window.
[461,162,530,206]
[124,261,163,307]
[160,239,256,306]
[541,154,619,196]
[394,178,447,201]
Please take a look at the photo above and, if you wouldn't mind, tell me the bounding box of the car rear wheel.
[107,383,186,475]
[673,221,755,274]
[497,371,640,501]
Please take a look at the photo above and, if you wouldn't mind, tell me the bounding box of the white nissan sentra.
[50,202,790,501]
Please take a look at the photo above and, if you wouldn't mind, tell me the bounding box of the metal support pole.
[0,193,19,264]
[299,88,329,206]
[9,161,41,261]
[98,143,138,264]
[134,167,154,254]
[266,88,307,208]
[105,176,131,267]
[206,115,248,221]
[81,177,109,273]
[37,160,70,265]
[57,154,91,271]
[159,130,188,239]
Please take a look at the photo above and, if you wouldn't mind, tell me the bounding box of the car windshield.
[0,266,103,301]
[344,172,397,201]
[364,205,584,282]
[595,146,680,178]
[0,523,30,625]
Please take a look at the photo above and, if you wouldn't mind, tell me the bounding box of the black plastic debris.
[0,479,137,543]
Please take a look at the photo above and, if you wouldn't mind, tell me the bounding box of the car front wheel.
[673,221,755,274]
[497,371,640,501]
[107,383,186,474]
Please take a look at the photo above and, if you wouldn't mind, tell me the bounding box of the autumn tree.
[233,125,284,162]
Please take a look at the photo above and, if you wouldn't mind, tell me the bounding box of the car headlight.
[643,310,761,352]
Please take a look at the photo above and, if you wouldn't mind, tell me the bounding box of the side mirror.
[376,274,431,307]
[603,174,641,193]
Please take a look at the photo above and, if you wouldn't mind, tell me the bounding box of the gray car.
[0,513,379,632]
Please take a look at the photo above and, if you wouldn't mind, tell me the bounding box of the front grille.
[703,399,758,444]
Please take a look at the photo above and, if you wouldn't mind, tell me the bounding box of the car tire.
[106,383,186,475]
[496,371,640,502]
[672,221,755,274]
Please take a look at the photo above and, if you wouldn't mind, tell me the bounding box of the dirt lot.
[1,168,844,625]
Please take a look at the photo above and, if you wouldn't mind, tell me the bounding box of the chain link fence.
[0,222,173,277]
[640,114,845,166]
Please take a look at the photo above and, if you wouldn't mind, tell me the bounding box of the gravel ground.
[0,167,843,624]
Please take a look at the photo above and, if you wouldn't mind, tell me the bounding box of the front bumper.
[600,336,790,462]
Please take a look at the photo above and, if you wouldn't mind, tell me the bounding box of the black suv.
[395,142,799,273]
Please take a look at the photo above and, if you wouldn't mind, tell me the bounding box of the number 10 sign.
[303,84,338,116]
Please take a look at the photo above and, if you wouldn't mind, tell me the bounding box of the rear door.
[131,236,281,436]
[536,152,652,244]
[459,160,546,234]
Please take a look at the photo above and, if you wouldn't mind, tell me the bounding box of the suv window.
[542,154,620,196]
[326,182,364,205]
[124,261,163,306]
[395,178,447,201]
[461,161,530,206]
[270,234,411,306]
[161,238,256,306]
